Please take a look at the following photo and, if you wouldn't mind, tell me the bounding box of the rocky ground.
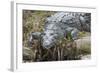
[23,33,91,62]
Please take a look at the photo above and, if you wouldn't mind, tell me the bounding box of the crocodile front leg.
[71,28,79,40]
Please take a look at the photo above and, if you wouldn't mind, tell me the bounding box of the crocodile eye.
[50,33,54,35]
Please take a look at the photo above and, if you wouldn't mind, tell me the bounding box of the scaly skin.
[29,12,91,49]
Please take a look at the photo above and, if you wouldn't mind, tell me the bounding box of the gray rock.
[81,55,91,60]
[28,32,41,47]
[75,36,91,49]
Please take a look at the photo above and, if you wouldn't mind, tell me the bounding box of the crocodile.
[29,12,91,49]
